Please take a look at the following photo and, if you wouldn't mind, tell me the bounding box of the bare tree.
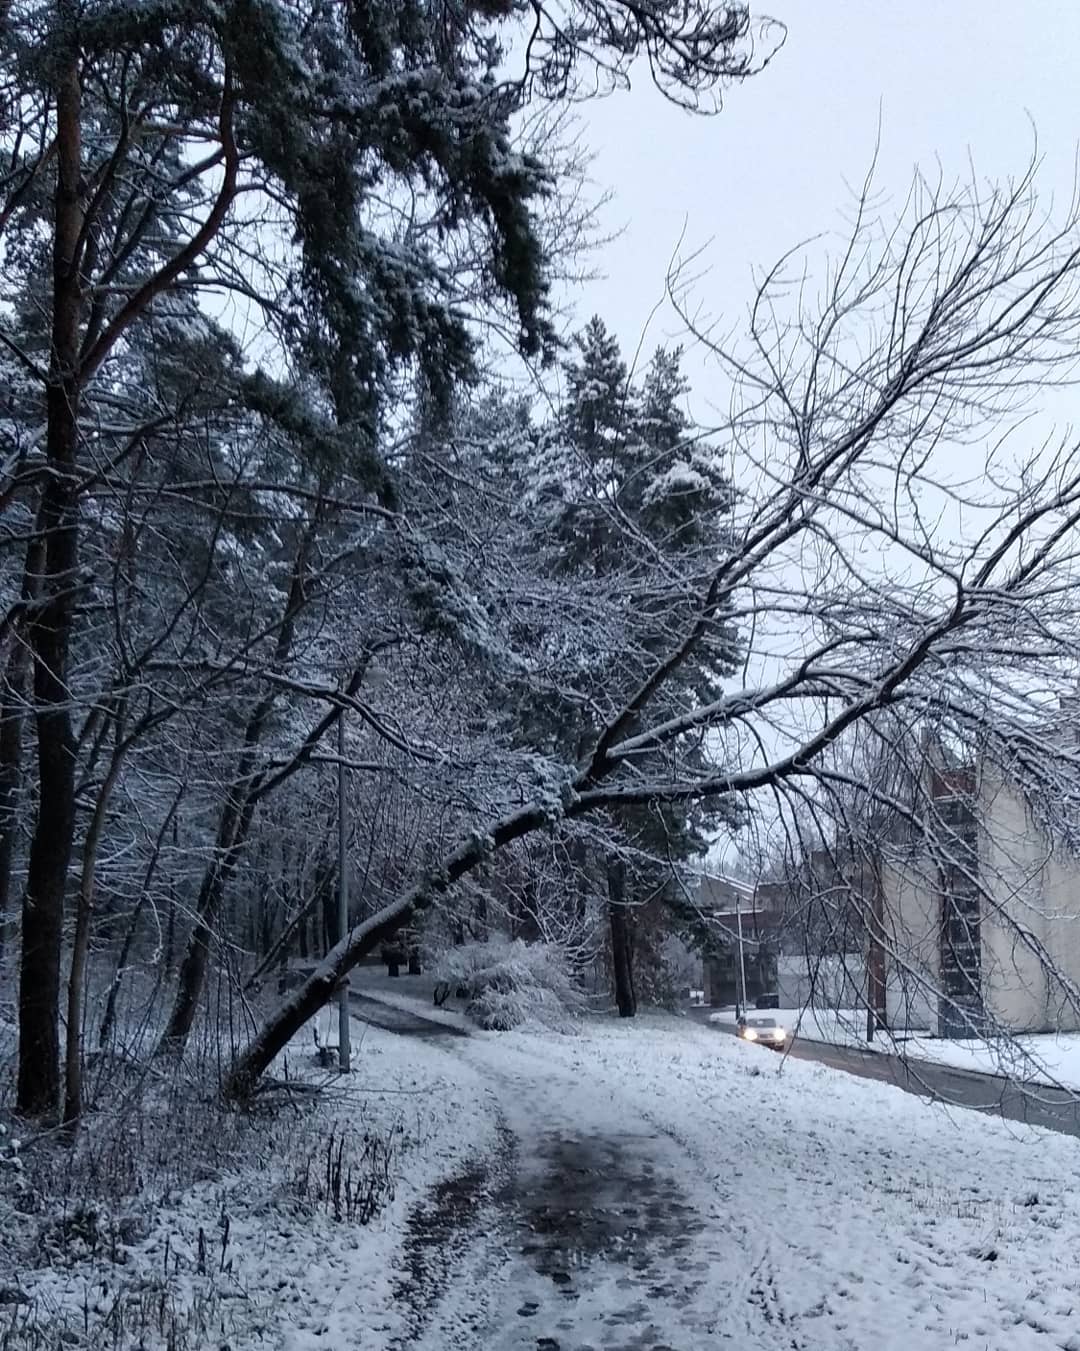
[227,159,1080,1094]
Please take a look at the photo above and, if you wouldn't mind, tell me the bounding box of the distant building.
[693,849,878,1011]
[882,756,1080,1036]
[774,741,1080,1037]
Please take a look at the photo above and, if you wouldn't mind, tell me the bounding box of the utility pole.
[735,888,748,1018]
[337,710,351,1072]
[866,855,887,1043]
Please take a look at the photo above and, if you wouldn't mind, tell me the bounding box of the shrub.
[431,938,585,1031]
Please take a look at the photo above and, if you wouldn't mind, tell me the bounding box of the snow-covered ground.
[342,986,1080,1350]
[467,1016,1080,1351]
[7,988,1080,1350]
[890,1030,1080,1091]
[0,1007,500,1351]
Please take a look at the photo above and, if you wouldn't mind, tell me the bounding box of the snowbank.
[707,1002,1080,1092]
[890,1029,1080,1092]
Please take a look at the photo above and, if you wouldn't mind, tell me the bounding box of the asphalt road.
[347,989,469,1040]
[696,1009,1080,1138]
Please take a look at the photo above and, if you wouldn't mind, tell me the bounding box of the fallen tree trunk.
[223,482,1008,1099]
[224,803,550,1097]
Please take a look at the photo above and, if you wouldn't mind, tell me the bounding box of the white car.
[736,1015,790,1051]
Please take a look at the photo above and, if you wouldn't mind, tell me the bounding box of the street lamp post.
[337,709,351,1072]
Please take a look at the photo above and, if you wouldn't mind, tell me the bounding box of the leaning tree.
[227,159,1080,1094]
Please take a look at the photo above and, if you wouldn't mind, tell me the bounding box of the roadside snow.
[261,1018,499,1350]
[707,1003,1080,1092]
[0,1013,499,1351]
[889,1030,1080,1092]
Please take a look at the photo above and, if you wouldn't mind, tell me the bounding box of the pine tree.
[0,3,777,1109]
[525,319,742,1013]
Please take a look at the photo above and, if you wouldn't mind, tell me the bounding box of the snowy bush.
[431,938,585,1031]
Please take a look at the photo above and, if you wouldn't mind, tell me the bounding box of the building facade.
[880,758,1080,1036]
[694,873,781,1007]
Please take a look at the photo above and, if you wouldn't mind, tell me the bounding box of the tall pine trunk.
[64,734,125,1125]
[17,27,82,1118]
[0,683,21,965]
[0,535,42,963]
[607,857,637,1018]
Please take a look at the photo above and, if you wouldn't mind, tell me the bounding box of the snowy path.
[402,1035,774,1351]
[374,1009,1080,1351]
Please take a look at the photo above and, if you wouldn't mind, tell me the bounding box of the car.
[736,1015,790,1051]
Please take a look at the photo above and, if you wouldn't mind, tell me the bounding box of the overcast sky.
[564,1,1080,415]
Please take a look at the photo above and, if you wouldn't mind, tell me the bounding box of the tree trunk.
[225,798,551,1098]
[608,858,636,1018]
[0,532,44,967]
[322,882,336,957]
[260,887,274,957]
[0,692,20,967]
[17,28,82,1119]
[65,738,124,1125]
[99,784,183,1049]
[226,912,400,1098]
[163,816,179,973]
[157,814,248,1054]
[163,893,176,972]
[866,863,888,1041]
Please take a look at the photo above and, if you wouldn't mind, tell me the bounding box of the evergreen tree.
[527,319,742,1012]
[0,1,781,1113]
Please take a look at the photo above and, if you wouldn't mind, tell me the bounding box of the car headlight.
[771,1028,787,1039]
[743,1028,758,1040]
